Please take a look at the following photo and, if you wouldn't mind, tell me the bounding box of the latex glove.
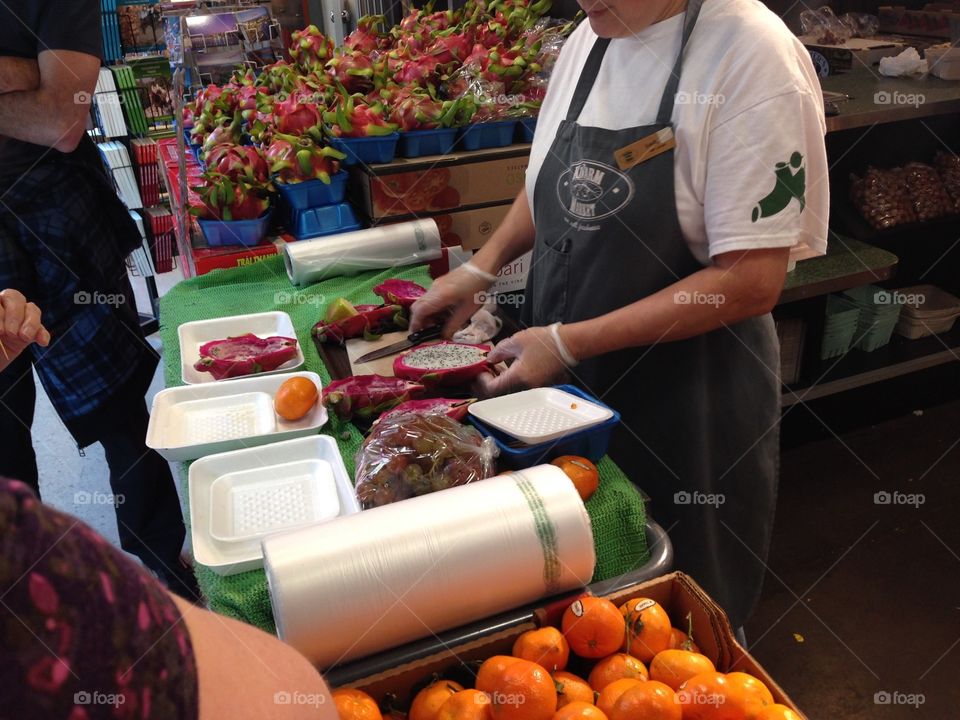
[0,289,50,373]
[410,263,494,338]
[475,325,575,397]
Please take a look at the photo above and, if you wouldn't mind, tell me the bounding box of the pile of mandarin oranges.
[332,596,802,720]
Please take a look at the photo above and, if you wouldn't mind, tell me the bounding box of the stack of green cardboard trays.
[821,294,862,359]
[842,284,903,352]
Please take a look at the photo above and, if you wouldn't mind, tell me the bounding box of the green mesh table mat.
[159,256,648,632]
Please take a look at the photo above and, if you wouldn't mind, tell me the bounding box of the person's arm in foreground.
[409,187,536,337]
[0,289,50,373]
[0,57,40,94]
[171,595,339,720]
[0,49,97,151]
[478,247,791,395]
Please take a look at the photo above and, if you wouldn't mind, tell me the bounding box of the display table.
[159,257,650,632]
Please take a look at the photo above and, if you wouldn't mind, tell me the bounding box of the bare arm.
[172,595,338,720]
[470,186,537,275]
[0,57,40,93]
[0,49,98,152]
[562,247,790,360]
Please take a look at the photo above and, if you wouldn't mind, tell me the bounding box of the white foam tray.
[189,435,359,575]
[178,311,305,385]
[468,387,613,444]
[146,371,326,462]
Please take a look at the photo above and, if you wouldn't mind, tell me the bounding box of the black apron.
[523,0,780,626]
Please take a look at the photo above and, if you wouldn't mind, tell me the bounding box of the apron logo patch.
[751,152,806,223]
[557,160,635,222]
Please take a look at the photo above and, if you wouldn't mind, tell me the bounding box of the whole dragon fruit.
[388,87,461,131]
[200,114,243,157]
[191,172,271,222]
[312,303,407,344]
[325,89,398,138]
[290,25,334,73]
[265,134,346,185]
[255,60,299,94]
[345,14,388,54]
[326,50,382,95]
[194,334,298,380]
[394,341,492,387]
[373,279,428,307]
[322,375,425,421]
[273,94,324,137]
[204,145,270,184]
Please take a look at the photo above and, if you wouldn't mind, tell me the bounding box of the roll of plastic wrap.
[263,466,595,668]
[283,219,442,285]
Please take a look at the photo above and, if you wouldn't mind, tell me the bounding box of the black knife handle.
[409,325,443,344]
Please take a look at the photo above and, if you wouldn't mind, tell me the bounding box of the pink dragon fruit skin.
[372,279,427,307]
[194,334,299,380]
[376,397,475,425]
[312,304,407,344]
[393,342,492,387]
[322,375,425,421]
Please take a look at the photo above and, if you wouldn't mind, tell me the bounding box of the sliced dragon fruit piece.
[194,333,298,380]
[372,279,427,307]
[322,375,425,421]
[375,397,475,426]
[312,303,407,344]
[393,341,492,387]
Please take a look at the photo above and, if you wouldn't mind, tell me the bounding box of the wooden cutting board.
[344,331,408,377]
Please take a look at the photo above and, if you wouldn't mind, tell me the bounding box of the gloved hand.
[410,263,495,338]
[0,289,50,373]
[476,324,577,397]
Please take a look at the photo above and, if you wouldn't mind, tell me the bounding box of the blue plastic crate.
[517,117,537,143]
[397,128,458,158]
[468,384,621,469]
[286,202,361,240]
[198,211,272,248]
[276,171,349,211]
[329,133,400,165]
[458,120,517,151]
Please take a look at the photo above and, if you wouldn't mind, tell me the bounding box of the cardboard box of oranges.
[335,572,805,720]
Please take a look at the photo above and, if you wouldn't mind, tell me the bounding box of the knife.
[355,325,444,364]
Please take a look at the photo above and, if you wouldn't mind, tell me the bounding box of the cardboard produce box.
[341,572,806,718]
[376,203,511,248]
[350,146,529,220]
[879,5,959,38]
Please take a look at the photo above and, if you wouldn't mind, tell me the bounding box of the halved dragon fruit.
[194,334,298,380]
[372,279,427,307]
[312,302,408,344]
[375,397,475,426]
[322,375,425,421]
[393,341,491,387]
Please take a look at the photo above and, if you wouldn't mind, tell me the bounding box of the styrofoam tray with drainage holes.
[189,435,358,575]
[468,387,614,445]
[146,371,327,462]
[208,460,340,543]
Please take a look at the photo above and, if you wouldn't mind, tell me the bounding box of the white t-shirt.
[526,0,829,266]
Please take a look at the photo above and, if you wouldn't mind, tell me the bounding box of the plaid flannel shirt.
[0,149,156,435]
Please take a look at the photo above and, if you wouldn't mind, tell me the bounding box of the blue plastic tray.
[329,133,400,165]
[398,128,458,158]
[190,143,204,166]
[285,202,361,240]
[468,384,621,469]
[458,120,517,151]
[198,211,272,248]
[276,171,349,211]
[517,118,537,143]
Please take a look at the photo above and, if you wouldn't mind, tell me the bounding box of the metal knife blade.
[355,325,443,364]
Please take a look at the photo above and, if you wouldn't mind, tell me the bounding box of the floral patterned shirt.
[0,479,198,719]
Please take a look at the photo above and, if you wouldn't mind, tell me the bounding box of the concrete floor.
[747,400,960,718]
[25,264,960,716]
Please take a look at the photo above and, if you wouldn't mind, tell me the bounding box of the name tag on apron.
[613,128,675,171]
